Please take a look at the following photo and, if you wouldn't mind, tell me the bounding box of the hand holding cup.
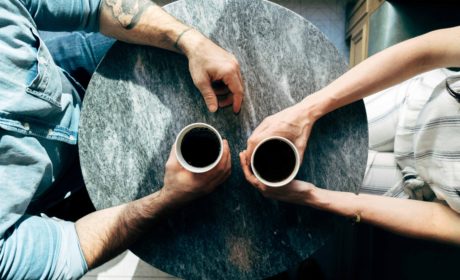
[244,103,314,162]
[250,136,300,187]
[240,102,315,189]
[161,123,231,204]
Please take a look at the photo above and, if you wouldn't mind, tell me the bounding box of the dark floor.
[268,219,460,280]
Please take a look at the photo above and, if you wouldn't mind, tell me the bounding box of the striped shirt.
[395,69,460,212]
[363,69,460,213]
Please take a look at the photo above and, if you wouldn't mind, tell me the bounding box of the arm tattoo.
[104,0,156,30]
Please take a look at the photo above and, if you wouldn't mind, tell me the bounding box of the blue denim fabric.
[0,0,102,144]
[0,0,112,279]
[0,215,87,280]
[41,31,115,87]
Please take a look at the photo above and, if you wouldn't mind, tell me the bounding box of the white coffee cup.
[175,123,223,173]
[251,136,300,187]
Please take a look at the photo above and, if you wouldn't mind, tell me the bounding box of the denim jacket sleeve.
[0,131,87,279]
[19,0,102,32]
[0,216,88,280]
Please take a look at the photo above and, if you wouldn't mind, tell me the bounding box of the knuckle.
[230,54,239,63]
[195,80,208,89]
[204,94,215,102]
[247,137,257,146]
[231,59,240,70]
[224,66,234,74]
[263,116,272,123]
[165,161,174,169]
[226,62,238,73]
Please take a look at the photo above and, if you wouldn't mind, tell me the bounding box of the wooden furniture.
[346,0,384,67]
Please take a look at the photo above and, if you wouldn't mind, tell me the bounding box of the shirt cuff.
[0,215,88,279]
[54,218,89,279]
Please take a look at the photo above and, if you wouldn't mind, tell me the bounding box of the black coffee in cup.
[253,139,297,183]
[180,127,221,168]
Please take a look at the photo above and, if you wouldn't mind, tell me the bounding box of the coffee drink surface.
[181,127,221,168]
[253,139,296,183]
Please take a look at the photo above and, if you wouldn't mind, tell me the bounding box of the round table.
[79,0,368,279]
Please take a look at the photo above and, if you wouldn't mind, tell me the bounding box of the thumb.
[194,76,218,113]
[296,135,310,162]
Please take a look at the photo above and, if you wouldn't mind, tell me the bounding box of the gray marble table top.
[79,0,368,279]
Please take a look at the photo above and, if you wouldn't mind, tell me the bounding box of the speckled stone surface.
[79,0,368,279]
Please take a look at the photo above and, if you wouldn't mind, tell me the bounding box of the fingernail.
[210,105,217,112]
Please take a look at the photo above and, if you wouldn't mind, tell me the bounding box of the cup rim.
[175,122,224,173]
[250,136,300,187]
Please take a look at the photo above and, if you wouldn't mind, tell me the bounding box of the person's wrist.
[135,189,177,220]
[301,183,320,206]
[160,183,203,207]
[297,91,333,123]
[309,187,362,220]
[159,185,187,206]
[176,29,207,57]
[158,187,176,205]
[289,101,318,130]
[173,28,193,50]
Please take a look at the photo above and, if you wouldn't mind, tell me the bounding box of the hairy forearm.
[75,190,174,268]
[99,0,202,53]
[299,27,460,121]
[308,187,460,245]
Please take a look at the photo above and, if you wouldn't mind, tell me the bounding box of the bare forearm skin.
[298,27,460,122]
[99,0,206,55]
[80,0,186,269]
[76,190,175,269]
[308,187,460,245]
[293,28,460,245]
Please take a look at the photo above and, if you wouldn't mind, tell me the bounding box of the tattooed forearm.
[104,0,156,29]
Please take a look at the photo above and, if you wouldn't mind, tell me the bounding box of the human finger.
[165,143,179,169]
[218,94,233,108]
[223,73,244,113]
[216,139,231,171]
[245,136,260,166]
[194,74,218,112]
[239,151,264,190]
[213,140,231,183]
